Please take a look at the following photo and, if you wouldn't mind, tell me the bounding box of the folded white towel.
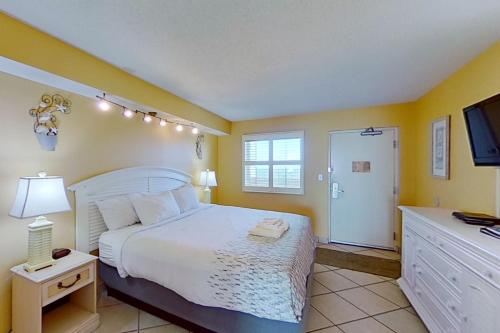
[249,218,290,239]
[249,226,287,239]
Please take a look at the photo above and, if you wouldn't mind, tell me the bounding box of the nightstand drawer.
[42,263,94,306]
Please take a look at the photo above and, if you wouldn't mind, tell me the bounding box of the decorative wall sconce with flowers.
[29,94,71,151]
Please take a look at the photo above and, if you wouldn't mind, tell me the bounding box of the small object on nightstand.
[52,248,71,259]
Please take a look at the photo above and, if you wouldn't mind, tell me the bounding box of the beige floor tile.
[356,249,391,259]
[333,243,369,252]
[373,249,401,260]
[139,310,169,329]
[95,303,139,333]
[374,309,429,333]
[389,279,399,286]
[312,326,343,333]
[312,280,332,296]
[335,269,385,285]
[365,282,410,307]
[97,293,123,308]
[336,287,399,316]
[306,306,334,332]
[139,324,189,332]
[339,317,393,333]
[314,271,358,291]
[323,264,340,270]
[311,293,368,325]
[314,263,330,273]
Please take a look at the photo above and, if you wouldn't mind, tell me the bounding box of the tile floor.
[317,243,401,261]
[94,265,427,333]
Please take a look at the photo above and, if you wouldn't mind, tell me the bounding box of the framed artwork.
[431,115,450,179]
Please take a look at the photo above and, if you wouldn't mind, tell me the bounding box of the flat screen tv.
[463,93,500,166]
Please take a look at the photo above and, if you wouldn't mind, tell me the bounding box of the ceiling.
[1,1,499,121]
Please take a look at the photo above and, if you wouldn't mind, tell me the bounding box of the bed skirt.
[100,261,314,333]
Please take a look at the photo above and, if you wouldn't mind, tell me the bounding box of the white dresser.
[399,206,500,333]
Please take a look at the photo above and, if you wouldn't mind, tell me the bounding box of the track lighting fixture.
[98,99,111,111]
[96,92,201,134]
[123,108,135,118]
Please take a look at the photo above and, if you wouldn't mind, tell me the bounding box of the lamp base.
[23,259,55,272]
[202,187,212,204]
[24,216,55,272]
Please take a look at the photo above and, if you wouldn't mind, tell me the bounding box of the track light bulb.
[143,114,153,123]
[159,119,167,127]
[98,99,111,111]
[192,127,199,134]
[123,109,134,118]
[176,124,183,132]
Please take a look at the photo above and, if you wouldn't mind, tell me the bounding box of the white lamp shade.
[10,176,71,218]
[199,170,217,187]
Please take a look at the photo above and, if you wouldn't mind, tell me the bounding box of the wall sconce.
[29,94,71,151]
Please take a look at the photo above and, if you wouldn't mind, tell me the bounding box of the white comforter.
[100,204,315,322]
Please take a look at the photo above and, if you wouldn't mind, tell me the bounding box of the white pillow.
[129,191,181,226]
[172,184,200,213]
[96,196,139,231]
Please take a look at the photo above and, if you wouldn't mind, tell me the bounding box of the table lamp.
[199,169,217,203]
[10,172,71,272]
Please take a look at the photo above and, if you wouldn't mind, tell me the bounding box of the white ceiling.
[1,1,499,121]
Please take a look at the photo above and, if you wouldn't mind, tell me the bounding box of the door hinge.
[393,186,398,195]
[393,232,396,240]
[393,140,398,149]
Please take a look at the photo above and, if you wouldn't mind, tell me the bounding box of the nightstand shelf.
[11,250,99,333]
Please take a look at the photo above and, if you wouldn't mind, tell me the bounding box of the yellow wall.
[414,42,500,214]
[0,13,231,134]
[218,103,417,241]
[0,72,218,332]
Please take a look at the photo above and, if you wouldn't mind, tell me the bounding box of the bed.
[68,166,315,333]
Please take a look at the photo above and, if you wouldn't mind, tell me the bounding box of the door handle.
[332,182,344,199]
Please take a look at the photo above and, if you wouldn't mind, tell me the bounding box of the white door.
[329,128,398,249]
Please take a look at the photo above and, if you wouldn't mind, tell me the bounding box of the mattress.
[99,204,315,323]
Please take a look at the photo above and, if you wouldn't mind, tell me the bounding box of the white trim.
[327,127,400,250]
[241,130,305,195]
[68,166,192,253]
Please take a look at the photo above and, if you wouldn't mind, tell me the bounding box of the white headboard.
[68,166,192,253]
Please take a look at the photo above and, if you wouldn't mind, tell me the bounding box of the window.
[242,131,304,194]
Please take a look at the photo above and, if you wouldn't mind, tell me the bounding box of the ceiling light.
[98,99,111,111]
[176,124,183,132]
[123,108,134,118]
[192,127,199,134]
[143,114,153,123]
[159,119,167,127]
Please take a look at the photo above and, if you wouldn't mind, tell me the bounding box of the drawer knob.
[485,271,494,279]
[57,273,81,289]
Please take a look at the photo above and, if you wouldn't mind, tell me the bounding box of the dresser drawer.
[42,263,94,306]
[431,232,500,290]
[416,235,462,294]
[415,275,460,333]
[415,258,462,324]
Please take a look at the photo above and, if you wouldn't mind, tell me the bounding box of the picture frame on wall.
[431,115,450,179]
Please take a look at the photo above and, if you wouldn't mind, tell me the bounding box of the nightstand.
[11,250,99,333]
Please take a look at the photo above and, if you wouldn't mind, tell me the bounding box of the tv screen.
[463,93,500,166]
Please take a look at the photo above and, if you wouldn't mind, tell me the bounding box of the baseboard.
[316,235,329,244]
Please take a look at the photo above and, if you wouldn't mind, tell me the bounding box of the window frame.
[242,130,305,195]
